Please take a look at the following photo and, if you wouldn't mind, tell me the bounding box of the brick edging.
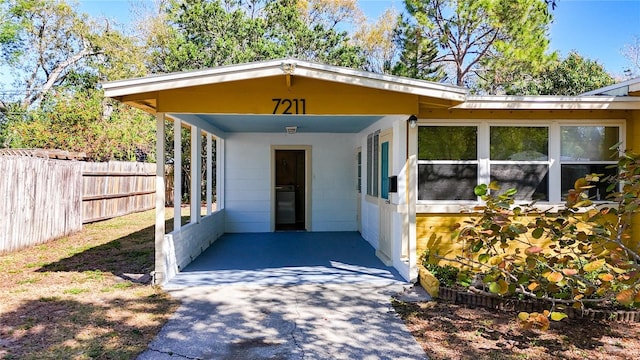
[438,286,640,322]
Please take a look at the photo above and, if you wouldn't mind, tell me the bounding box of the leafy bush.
[427,146,640,328]
[421,251,472,287]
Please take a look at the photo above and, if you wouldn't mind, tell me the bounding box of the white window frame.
[416,119,625,213]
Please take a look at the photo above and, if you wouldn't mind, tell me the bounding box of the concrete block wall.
[163,211,225,282]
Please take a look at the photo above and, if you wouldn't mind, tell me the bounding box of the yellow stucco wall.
[627,109,640,252]
[417,108,640,263]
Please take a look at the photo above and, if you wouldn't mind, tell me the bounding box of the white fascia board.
[103,66,284,98]
[455,95,640,110]
[102,58,468,102]
[291,61,468,101]
[580,77,640,96]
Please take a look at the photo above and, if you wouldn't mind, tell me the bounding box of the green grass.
[63,288,89,295]
[16,278,39,285]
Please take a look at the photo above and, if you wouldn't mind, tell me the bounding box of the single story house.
[102,59,640,284]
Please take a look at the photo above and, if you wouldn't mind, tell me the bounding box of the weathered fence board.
[0,156,83,253]
[1,153,156,253]
[82,161,156,223]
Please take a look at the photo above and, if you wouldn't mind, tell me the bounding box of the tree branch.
[28,41,97,107]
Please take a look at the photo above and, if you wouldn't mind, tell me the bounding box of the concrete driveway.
[137,232,429,359]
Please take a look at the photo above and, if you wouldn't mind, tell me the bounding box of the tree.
[401,0,554,90]
[0,0,154,160]
[5,88,155,161]
[150,0,364,73]
[506,51,615,96]
[621,35,640,79]
[2,0,100,107]
[263,0,364,67]
[352,7,398,74]
[391,14,444,81]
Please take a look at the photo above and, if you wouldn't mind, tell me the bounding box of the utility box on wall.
[388,176,398,193]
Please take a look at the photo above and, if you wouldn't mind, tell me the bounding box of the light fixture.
[285,126,297,134]
[408,115,418,129]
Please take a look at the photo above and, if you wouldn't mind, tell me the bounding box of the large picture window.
[417,122,623,204]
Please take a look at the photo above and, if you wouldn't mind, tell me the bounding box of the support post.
[407,121,418,282]
[216,138,224,210]
[154,113,166,285]
[190,126,202,223]
[173,118,182,231]
[206,134,212,215]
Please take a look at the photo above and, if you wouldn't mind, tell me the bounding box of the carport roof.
[102,58,468,114]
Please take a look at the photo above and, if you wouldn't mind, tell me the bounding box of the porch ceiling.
[177,114,384,133]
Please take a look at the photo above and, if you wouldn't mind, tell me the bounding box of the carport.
[102,58,467,285]
[165,232,405,289]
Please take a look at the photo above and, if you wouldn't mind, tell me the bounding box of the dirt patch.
[0,209,181,360]
[393,300,640,360]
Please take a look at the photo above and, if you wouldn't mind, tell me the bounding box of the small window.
[560,126,619,200]
[357,151,362,193]
[418,126,478,201]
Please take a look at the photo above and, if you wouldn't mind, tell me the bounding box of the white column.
[548,121,561,202]
[407,122,418,282]
[173,118,182,231]
[190,126,202,223]
[216,138,224,210]
[206,134,213,215]
[154,113,166,285]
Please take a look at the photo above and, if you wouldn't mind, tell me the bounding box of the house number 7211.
[272,98,306,114]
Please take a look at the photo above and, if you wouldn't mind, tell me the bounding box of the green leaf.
[489,281,501,294]
[478,253,491,263]
[487,280,509,295]
[550,312,568,321]
[472,241,483,252]
[474,184,488,196]
[531,228,544,239]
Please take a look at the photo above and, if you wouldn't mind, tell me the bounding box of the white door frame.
[270,145,312,231]
[377,129,393,265]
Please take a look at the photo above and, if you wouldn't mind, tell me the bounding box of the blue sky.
[77,0,640,77]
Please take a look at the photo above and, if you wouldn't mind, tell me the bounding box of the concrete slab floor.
[139,232,429,359]
[138,283,428,360]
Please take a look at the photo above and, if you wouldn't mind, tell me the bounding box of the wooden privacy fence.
[0,154,83,253]
[82,162,155,223]
[0,150,155,254]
